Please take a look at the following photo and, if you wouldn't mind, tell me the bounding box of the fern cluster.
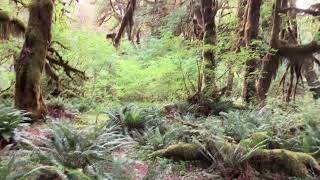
[0,121,135,179]
[0,103,28,142]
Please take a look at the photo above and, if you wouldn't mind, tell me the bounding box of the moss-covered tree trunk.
[14,0,54,120]
[200,0,217,97]
[256,0,282,103]
[242,0,262,103]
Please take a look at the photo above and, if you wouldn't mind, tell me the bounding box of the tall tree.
[15,0,54,120]
[241,0,262,103]
[200,0,217,97]
[256,0,282,102]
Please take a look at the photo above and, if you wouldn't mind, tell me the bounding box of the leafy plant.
[0,104,28,142]
[0,157,15,180]
[105,104,160,133]
[219,109,262,141]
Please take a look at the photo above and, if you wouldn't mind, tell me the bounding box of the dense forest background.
[1,0,320,179]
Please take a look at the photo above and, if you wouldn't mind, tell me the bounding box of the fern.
[14,122,134,179]
[0,157,15,180]
[0,104,28,142]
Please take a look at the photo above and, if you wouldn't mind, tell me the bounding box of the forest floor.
[1,98,320,179]
[11,117,217,180]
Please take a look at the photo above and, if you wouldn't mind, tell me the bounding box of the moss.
[151,138,320,177]
[150,143,204,161]
[0,10,25,40]
[240,132,270,148]
[250,149,320,177]
[9,19,26,36]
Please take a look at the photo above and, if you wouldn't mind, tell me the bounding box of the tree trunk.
[113,0,136,47]
[200,0,217,97]
[225,0,247,97]
[256,0,282,103]
[242,0,262,103]
[257,0,320,102]
[15,0,54,120]
[303,55,320,99]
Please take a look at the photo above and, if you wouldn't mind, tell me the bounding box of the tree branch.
[46,47,87,80]
[279,7,320,16]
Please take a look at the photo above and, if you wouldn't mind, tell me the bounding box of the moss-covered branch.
[46,47,87,80]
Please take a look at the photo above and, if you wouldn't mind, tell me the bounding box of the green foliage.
[16,122,134,179]
[219,109,262,141]
[51,25,201,103]
[105,104,164,132]
[106,104,150,131]
[102,157,134,180]
[145,127,166,149]
[0,157,15,180]
[0,103,28,141]
[216,142,265,169]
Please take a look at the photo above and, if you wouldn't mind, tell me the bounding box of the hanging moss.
[0,10,10,40]
[0,10,26,40]
[9,19,26,37]
[0,11,10,21]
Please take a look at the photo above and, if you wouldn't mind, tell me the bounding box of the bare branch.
[279,7,320,16]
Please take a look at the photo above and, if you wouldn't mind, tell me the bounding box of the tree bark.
[302,55,320,99]
[200,0,217,97]
[15,0,54,120]
[242,0,262,103]
[257,0,320,102]
[113,0,136,47]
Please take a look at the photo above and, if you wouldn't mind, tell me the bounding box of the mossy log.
[150,143,204,161]
[250,149,320,177]
[15,0,54,120]
[152,140,320,177]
